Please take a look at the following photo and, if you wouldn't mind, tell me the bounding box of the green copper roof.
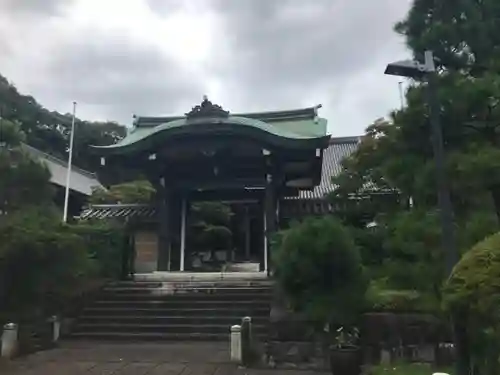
[91,99,329,155]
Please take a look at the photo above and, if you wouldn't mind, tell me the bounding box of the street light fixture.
[384,50,458,277]
[385,50,436,78]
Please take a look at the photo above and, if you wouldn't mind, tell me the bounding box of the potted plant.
[273,216,367,375]
[330,326,361,375]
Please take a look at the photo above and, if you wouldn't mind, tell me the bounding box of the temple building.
[83,98,360,275]
[23,143,103,217]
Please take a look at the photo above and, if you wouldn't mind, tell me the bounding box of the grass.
[371,362,453,375]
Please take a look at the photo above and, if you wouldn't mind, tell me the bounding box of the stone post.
[241,316,252,366]
[49,315,61,343]
[230,325,242,362]
[380,348,391,365]
[1,323,18,359]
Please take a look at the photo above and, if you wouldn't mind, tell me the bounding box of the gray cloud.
[0,0,411,136]
[27,31,206,124]
[210,0,410,131]
[145,0,186,15]
[0,35,9,56]
[0,0,73,17]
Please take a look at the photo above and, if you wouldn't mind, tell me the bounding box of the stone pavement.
[0,341,330,374]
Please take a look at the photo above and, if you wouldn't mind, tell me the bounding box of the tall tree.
[0,74,126,172]
[334,71,500,221]
[396,0,500,75]
[391,0,500,219]
[0,120,54,214]
[370,4,500,373]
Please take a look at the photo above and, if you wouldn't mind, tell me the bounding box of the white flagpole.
[398,81,405,110]
[62,101,77,223]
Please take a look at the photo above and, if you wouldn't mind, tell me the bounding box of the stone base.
[134,261,157,273]
[225,262,261,272]
[264,341,328,371]
[134,271,268,282]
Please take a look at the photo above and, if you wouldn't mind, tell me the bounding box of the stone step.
[78,315,269,325]
[82,307,270,317]
[97,293,273,302]
[68,331,266,341]
[72,323,268,334]
[92,300,271,309]
[133,272,269,282]
[111,280,274,289]
[70,279,273,342]
[101,286,273,296]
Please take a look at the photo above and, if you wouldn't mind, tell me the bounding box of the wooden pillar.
[184,200,192,270]
[169,191,182,271]
[157,179,171,271]
[244,205,251,260]
[264,174,277,275]
[180,197,187,271]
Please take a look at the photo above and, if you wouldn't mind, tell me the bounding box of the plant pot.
[330,346,361,375]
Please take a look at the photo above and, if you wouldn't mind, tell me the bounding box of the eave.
[90,117,330,157]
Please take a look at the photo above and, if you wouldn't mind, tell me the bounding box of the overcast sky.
[0,0,411,136]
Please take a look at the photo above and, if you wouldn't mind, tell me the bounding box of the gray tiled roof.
[298,136,360,199]
[22,144,104,196]
[79,199,342,221]
[79,136,361,220]
[80,204,156,220]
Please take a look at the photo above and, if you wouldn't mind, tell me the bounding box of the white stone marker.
[432,373,450,375]
[50,315,61,342]
[1,323,18,359]
[230,325,242,362]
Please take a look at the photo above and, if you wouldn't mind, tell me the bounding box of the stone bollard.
[242,316,252,343]
[241,316,252,366]
[49,315,61,343]
[231,325,242,363]
[380,348,391,365]
[1,323,18,359]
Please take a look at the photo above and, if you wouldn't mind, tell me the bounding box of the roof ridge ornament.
[185,95,229,119]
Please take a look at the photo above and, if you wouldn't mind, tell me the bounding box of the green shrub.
[366,280,439,313]
[443,231,500,375]
[381,210,444,297]
[0,208,95,321]
[90,180,156,204]
[273,216,366,326]
[70,220,127,279]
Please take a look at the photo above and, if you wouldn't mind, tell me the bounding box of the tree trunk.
[452,314,471,375]
[489,185,500,224]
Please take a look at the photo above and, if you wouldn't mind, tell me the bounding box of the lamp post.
[384,51,458,277]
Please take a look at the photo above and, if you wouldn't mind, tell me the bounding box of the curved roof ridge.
[134,105,322,128]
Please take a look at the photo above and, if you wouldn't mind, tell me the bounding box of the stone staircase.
[68,275,273,341]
